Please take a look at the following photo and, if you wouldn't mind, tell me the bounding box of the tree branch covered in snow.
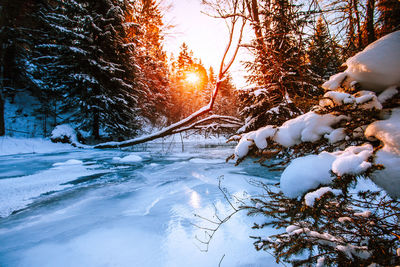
[233,31,400,266]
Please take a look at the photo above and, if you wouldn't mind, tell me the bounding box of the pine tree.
[128,0,171,125]
[0,0,40,135]
[240,0,314,132]
[376,0,400,36]
[307,17,341,84]
[73,0,141,140]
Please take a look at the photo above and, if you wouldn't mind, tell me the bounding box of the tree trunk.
[366,0,376,44]
[93,111,100,140]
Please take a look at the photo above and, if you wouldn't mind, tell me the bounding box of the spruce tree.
[128,0,171,125]
[376,0,400,36]
[307,17,341,84]
[240,0,314,132]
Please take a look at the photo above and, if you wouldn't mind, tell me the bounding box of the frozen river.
[0,142,281,266]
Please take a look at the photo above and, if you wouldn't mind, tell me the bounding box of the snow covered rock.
[323,31,400,92]
[51,124,79,145]
[365,108,400,198]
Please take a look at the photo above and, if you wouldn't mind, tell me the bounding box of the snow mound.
[113,154,143,163]
[0,136,74,156]
[51,124,79,144]
[365,108,400,198]
[322,30,400,92]
[234,112,348,159]
[281,144,373,198]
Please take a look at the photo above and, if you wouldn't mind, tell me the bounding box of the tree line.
[0,0,238,141]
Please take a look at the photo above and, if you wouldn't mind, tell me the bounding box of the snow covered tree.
[240,0,316,133]
[376,0,400,36]
[307,17,341,84]
[231,30,400,266]
[169,43,209,122]
[127,0,171,125]
[70,0,141,140]
[0,0,40,135]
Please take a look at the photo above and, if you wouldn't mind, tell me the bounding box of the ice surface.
[0,161,104,217]
[0,143,279,266]
[53,159,83,166]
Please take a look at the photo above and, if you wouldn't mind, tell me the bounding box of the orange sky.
[163,0,250,88]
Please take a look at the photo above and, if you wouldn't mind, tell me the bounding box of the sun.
[185,72,200,85]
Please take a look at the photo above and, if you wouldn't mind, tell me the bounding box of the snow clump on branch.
[322,30,400,92]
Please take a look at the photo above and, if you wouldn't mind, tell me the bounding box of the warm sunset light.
[185,72,200,84]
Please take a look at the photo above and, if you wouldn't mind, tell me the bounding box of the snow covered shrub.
[51,124,80,145]
[232,31,400,265]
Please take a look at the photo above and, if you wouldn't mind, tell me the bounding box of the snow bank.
[0,136,75,156]
[281,144,373,198]
[235,112,348,158]
[322,31,400,92]
[365,108,400,198]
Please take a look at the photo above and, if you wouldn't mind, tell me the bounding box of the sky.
[162,0,251,88]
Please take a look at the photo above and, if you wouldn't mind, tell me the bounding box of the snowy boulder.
[51,124,79,145]
[365,108,400,199]
[323,30,400,92]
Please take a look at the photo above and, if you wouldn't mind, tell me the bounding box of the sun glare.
[185,72,200,84]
